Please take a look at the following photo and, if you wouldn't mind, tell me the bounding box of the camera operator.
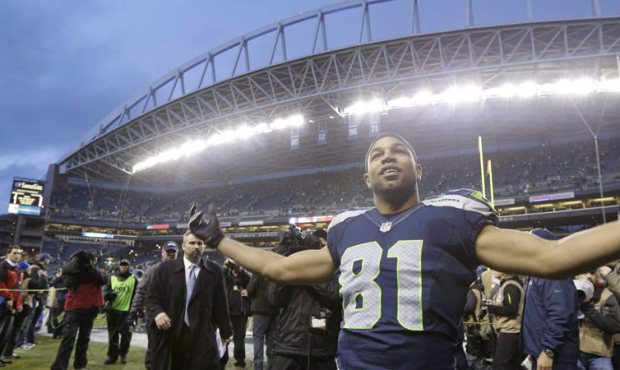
[247,272,276,370]
[267,228,341,370]
[574,268,620,369]
[485,273,524,370]
[463,278,494,370]
[223,258,251,370]
[49,268,67,339]
[51,249,106,370]
[599,260,620,368]
[21,252,52,350]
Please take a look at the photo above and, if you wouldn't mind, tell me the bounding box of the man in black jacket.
[223,259,250,370]
[247,273,276,370]
[22,252,51,349]
[130,240,178,370]
[145,231,232,370]
[267,230,341,370]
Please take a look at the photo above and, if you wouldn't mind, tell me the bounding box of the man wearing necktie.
[146,231,232,370]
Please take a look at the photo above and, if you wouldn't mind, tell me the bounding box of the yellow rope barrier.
[0,287,68,292]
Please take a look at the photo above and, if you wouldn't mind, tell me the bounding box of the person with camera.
[223,258,251,370]
[247,272,276,370]
[103,259,137,365]
[266,228,341,370]
[130,240,179,370]
[21,252,52,350]
[49,268,67,339]
[598,260,620,368]
[463,278,494,370]
[484,273,525,370]
[574,267,620,370]
[51,249,106,370]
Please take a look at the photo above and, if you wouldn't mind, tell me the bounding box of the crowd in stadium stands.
[47,137,620,224]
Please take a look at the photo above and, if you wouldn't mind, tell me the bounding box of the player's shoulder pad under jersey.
[327,207,372,233]
[422,188,495,216]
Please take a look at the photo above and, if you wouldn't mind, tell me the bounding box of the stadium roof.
[58,0,620,188]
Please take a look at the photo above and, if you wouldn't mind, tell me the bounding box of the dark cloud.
[0,0,342,210]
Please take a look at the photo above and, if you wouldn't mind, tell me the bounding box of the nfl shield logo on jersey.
[379,221,392,233]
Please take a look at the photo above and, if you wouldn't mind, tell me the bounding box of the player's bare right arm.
[477,221,620,279]
[216,237,336,285]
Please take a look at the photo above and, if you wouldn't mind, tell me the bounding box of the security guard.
[104,259,137,365]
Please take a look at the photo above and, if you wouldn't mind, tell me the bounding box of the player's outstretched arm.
[476,221,620,279]
[188,203,335,284]
[217,237,336,285]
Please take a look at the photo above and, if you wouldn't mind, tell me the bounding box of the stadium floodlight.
[344,99,385,115]
[343,78,620,119]
[540,78,597,96]
[270,114,304,130]
[387,90,434,109]
[412,90,434,105]
[485,82,538,99]
[132,114,304,173]
[436,85,483,104]
[387,96,414,109]
[598,78,620,93]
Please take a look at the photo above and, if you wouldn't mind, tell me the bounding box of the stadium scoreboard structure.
[8,177,45,216]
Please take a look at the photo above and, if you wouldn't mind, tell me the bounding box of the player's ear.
[415,163,422,182]
[363,172,372,189]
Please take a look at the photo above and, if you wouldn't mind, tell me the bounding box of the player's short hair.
[365,133,417,172]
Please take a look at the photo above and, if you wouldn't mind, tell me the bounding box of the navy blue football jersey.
[327,189,497,369]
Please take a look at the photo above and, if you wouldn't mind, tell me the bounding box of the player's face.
[119,265,129,274]
[364,136,421,203]
[182,233,205,263]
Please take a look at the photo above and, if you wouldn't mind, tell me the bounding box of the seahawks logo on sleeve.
[422,189,496,217]
[327,207,372,232]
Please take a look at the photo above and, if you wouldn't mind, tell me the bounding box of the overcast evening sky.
[0,0,348,212]
[1,0,618,213]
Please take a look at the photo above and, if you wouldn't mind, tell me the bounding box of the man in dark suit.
[146,231,232,370]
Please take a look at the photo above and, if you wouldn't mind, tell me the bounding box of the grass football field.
[10,334,254,369]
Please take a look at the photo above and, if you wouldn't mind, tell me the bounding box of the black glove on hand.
[189,203,199,218]
[188,203,224,249]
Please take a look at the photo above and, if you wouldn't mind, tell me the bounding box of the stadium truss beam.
[60,16,620,178]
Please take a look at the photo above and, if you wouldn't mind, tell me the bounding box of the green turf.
[11,334,255,369]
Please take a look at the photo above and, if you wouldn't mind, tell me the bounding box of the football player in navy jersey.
[189,133,620,369]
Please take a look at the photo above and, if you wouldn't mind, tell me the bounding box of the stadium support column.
[571,100,606,224]
[478,136,486,198]
[14,214,24,246]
